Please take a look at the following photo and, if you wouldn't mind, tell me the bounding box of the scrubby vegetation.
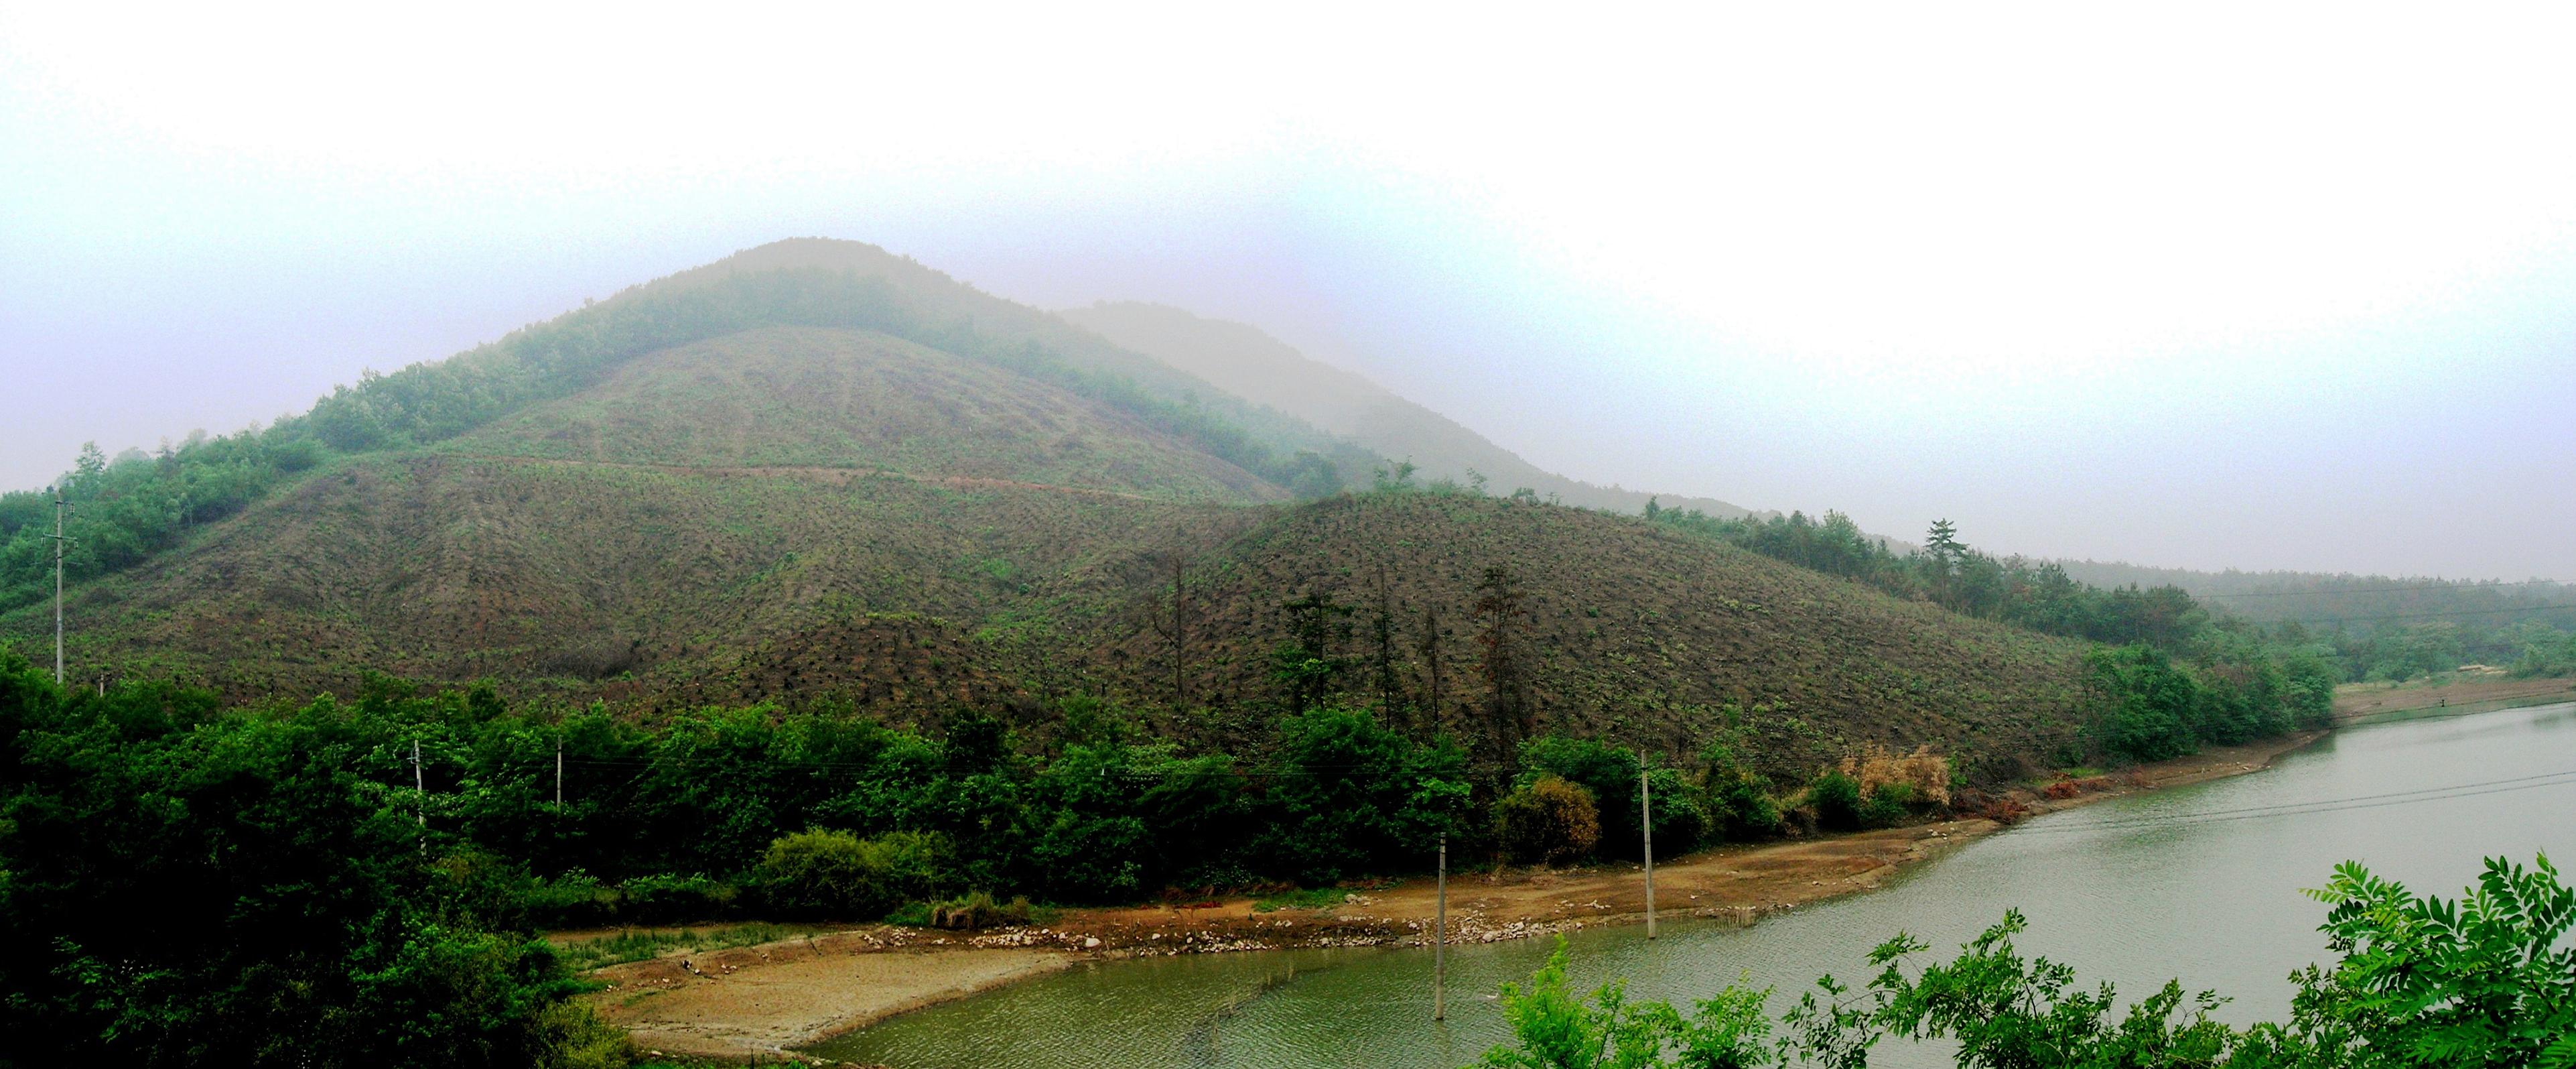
[1473,854,2576,1067]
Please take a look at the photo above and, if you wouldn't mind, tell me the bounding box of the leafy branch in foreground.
[1475,854,2575,1068]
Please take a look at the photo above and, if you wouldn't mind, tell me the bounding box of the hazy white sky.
[4,3,2571,578]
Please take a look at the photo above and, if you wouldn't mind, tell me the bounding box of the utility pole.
[555,734,565,808]
[46,487,73,686]
[1434,830,1448,1021]
[1641,751,1656,940]
[411,739,426,830]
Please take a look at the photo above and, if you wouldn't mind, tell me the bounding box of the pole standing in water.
[1434,830,1447,1021]
[1642,752,1656,939]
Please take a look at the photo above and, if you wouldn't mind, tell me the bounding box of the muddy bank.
[582,732,2321,1062]
[591,938,1075,1060]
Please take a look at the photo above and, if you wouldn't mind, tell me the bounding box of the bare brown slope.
[1078,492,2090,781]
[439,325,1287,503]
[46,452,1243,712]
[18,323,1288,710]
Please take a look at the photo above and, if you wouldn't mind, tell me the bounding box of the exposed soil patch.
[582,733,2319,1062]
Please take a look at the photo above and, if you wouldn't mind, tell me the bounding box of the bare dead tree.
[1145,539,1191,710]
[1417,605,1444,733]
[1370,564,1406,723]
[1473,563,1533,749]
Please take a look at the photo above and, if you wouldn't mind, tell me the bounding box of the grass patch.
[553,922,807,972]
[1252,885,1387,912]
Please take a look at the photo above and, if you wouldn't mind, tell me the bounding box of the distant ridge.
[1061,301,1759,519]
[2054,559,2576,629]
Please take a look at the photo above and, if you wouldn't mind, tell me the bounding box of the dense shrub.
[928,890,1035,930]
[1641,767,1710,857]
[1702,737,1784,840]
[753,828,944,920]
[1808,771,1865,832]
[1858,783,1917,828]
[1495,775,1601,865]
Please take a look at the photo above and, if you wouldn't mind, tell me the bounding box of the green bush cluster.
[1806,771,1865,832]
[753,828,945,920]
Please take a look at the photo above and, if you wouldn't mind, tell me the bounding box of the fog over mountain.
[5,7,2573,578]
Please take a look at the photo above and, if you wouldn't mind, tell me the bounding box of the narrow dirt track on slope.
[439,452,1181,503]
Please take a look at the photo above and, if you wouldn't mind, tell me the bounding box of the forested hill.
[1061,302,1758,519]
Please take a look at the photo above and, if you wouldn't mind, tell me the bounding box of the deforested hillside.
[3,239,2141,791]
[1061,301,1759,518]
[11,323,1281,702]
[442,326,1286,501]
[1077,491,2091,782]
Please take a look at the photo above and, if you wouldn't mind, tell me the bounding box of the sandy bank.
[582,732,2320,1062]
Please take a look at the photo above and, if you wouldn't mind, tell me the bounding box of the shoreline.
[584,731,2325,1062]
[2333,675,2574,723]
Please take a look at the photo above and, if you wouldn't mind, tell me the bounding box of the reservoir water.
[813,701,2576,1068]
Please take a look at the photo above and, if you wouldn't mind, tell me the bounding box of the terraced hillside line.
[445,452,1174,504]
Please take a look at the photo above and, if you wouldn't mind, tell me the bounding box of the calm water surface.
[813,702,2576,1068]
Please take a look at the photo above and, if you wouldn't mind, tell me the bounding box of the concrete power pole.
[1434,830,1448,1021]
[46,487,73,686]
[555,734,565,808]
[412,739,426,830]
[1641,752,1657,939]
